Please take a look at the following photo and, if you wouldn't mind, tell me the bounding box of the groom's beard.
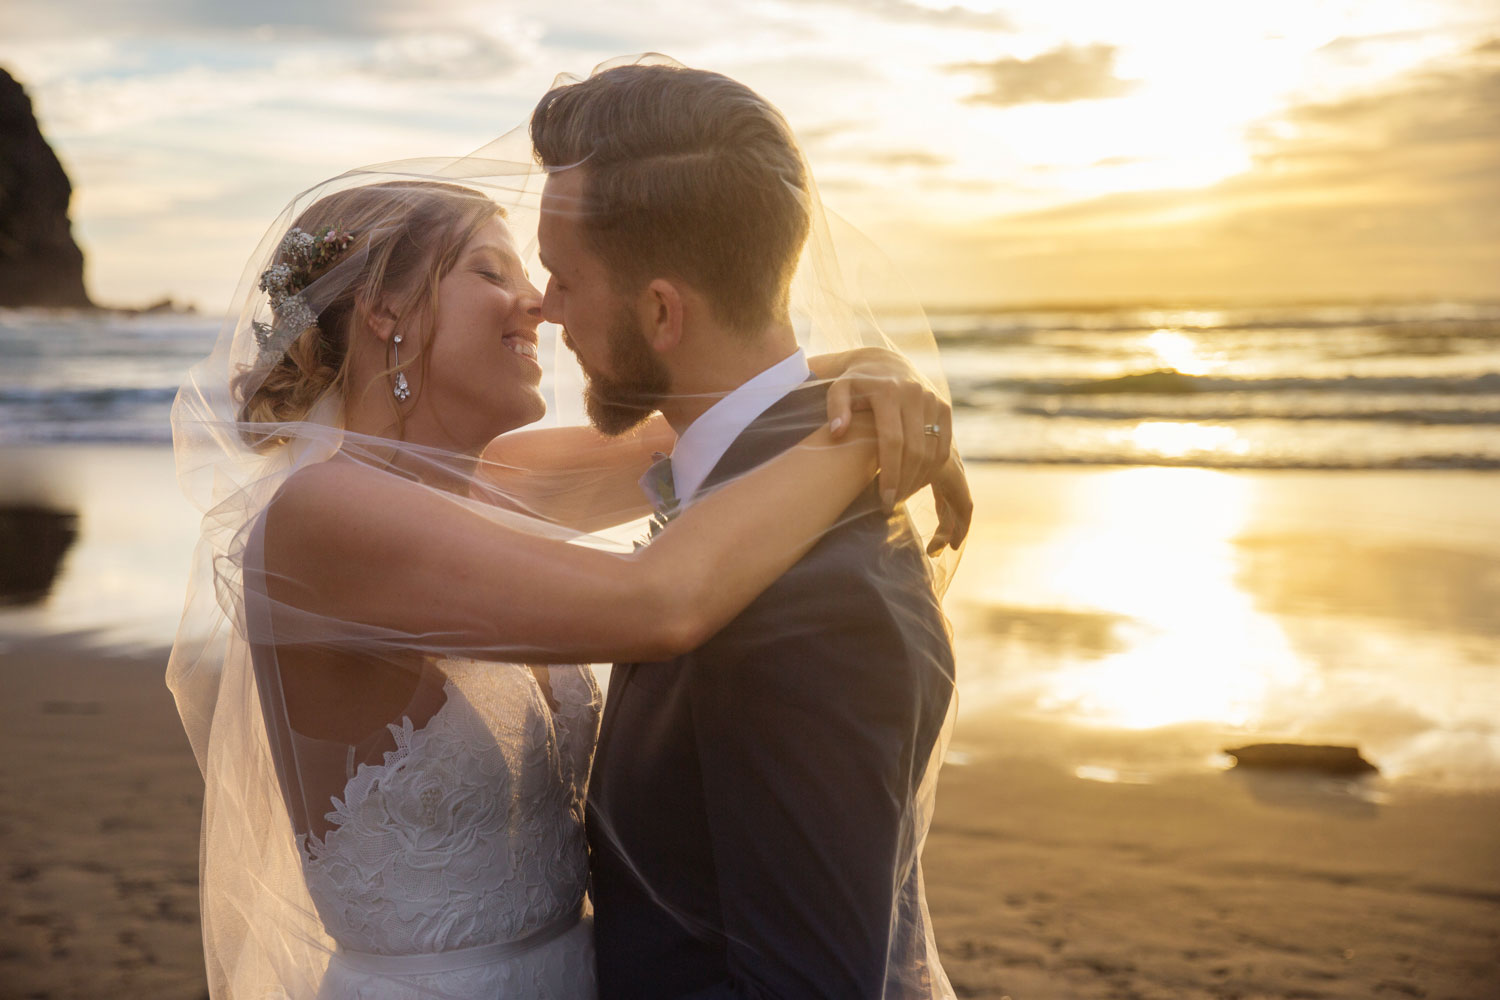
[581,305,671,436]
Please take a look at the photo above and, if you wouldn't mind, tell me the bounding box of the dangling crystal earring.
[392,333,411,401]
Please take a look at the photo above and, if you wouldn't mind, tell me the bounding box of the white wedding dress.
[295,658,602,999]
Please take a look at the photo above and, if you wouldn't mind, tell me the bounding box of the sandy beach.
[0,640,204,999]
[3,640,1497,999]
[927,716,1500,999]
[3,458,1498,998]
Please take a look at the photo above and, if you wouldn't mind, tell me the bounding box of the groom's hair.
[530,63,810,336]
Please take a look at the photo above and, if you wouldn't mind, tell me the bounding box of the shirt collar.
[667,348,811,506]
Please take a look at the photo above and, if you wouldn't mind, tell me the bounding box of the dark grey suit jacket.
[587,382,955,999]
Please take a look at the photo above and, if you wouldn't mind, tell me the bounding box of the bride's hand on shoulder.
[812,347,971,553]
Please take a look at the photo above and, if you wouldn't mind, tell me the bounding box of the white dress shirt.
[669,349,811,507]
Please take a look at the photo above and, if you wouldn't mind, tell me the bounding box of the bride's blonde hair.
[234,181,502,446]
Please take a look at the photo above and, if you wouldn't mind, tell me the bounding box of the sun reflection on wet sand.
[947,465,1500,788]
[1027,467,1309,730]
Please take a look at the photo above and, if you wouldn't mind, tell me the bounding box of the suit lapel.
[695,378,829,499]
[695,378,883,523]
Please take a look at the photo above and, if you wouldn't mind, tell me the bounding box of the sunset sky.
[2,0,1496,311]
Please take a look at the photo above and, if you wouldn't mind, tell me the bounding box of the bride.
[168,64,965,1000]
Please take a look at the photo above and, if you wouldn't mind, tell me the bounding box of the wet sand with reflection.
[947,464,1500,789]
[1,452,1497,997]
[927,464,1500,997]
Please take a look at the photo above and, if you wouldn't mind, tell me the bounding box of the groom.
[532,64,955,998]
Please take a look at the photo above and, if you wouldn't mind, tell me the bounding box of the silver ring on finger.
[923,423,942,437]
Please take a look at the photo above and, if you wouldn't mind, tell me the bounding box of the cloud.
[864,150,950,167]
[0,0,428,40]
[1317,26,1445,58]
[999,56,1499,240]
[1259,41,1500,170]
[794,120,864,146]
[540,27,642,52]
[910,46,1500,303]
[798,0,1011,31]
[361,31,527,81]
[950,44,1137,107]
[916,176,1000,192]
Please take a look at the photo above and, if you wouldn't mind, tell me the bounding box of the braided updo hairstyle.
[234,180,502,448]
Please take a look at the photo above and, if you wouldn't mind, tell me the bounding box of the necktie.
[639,452,679,547]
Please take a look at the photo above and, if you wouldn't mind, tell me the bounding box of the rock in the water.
[137,296,197,314]
[0,67,92,308]
[1224,743,1378,776]
[0,504,79,605]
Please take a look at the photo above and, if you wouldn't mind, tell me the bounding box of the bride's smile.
[503,332,540,361]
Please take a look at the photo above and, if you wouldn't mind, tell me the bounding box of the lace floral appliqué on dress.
[298,660,601,999]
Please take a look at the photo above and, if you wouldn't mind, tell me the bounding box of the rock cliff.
[0,68,92,308]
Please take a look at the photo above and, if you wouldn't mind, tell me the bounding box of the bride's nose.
[517,279,543,325]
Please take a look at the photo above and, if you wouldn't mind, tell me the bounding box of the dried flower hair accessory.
[251,225,356,357]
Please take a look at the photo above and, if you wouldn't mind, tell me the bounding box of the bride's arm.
[476,347,968,533]
[476,415,674,531]
[263,417,881,665]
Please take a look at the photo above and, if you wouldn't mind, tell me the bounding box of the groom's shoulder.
[729,496,941,639]
[689,502,948,717]
[706,379,945,627]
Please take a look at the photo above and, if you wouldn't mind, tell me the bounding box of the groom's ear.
[640,279,684,354]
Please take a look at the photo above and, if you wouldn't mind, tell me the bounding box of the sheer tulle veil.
[168,53,959,998]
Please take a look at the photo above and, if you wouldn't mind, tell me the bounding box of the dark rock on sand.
[0,504,79,605]
[0,67,92,308]
[1224,742,1379,775]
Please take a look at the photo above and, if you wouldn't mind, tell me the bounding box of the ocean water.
[4,303,1499,788]
[935,300,1500,469]
[4,301,1499,467]
[0,310,215,446]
